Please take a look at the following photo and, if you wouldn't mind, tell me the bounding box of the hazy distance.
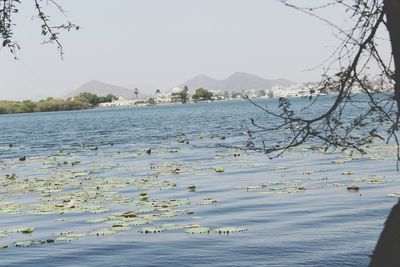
[0,0,385,100]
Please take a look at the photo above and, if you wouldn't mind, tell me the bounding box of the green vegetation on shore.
[0,92,117,114]
[192,88,213,102]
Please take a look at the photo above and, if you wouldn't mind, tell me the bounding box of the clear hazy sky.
[0,0,370,100]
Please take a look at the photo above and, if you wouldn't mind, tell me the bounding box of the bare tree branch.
[248,0,399,166]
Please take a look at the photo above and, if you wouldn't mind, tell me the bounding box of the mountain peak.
[226,72,265,80]
[194,74,213,79]
[231,71,253,76]
[179,74,218,92]
[179,72,295,92]
[65,80,135,99]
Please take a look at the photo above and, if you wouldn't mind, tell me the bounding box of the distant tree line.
[179,86,189,104]
[0,92,117,114]
[71,92,118,107]
[192,88,213,102]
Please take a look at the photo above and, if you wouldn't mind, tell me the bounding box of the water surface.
[0,99,398,266]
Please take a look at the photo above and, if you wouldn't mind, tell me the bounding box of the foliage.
[0,98,87,114]
[0,0,78,58]
[0,92,116,114]
[192,88,213,102]
[74,92,117,107]
[249,0,400,164]
[231,92,244,99]
[223,91,230,99]
[179,86,189,104]
[256,90,266,98]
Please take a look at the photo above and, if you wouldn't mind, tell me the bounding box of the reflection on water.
[0,99,399,267]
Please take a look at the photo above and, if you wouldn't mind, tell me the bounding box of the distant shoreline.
[1,92,382,115]
[0,98,245,115]
[0,93,117,115]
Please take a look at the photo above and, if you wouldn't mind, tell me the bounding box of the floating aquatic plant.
[214,227,248,234]
[199,198,217,205]
[139,227,166,234]
[185,227,210,234]
[341,171,354,175]
[214,167,225,173]
[346,185,360,192]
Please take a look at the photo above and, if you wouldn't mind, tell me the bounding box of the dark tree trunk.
[369,3,400,266]
[369,200,400,266]
[384,0,400,111]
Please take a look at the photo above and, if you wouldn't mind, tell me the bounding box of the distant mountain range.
[65,80,138,100]
[66,73,296,99]
[178,72,295,92]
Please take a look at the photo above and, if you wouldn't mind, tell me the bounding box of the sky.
[0,0,388,100]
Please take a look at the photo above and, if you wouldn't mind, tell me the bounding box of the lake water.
[0,98,399,266]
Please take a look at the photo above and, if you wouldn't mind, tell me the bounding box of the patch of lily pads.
[0,132,397,251]
[239,179,307,195]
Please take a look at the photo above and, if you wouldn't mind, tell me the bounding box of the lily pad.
[199,198,217,205]
[386,192,400,198]
[55,236,79,242]
[214,167,225,173]
[90,228,116,236]
[341,171,354,175]
[13,241,35,247]
[20,228,34,234]
[347,185,360,192]
[139,227,166,234]
[214,226,248,234]
[185,227,210,234]
[85,218,108,223]
[161,224,184,231]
